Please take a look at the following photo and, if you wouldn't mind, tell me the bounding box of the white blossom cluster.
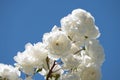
[0,8,105,80]
[0,63,21,80]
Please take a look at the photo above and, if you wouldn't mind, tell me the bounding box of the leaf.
[36,68,42,73]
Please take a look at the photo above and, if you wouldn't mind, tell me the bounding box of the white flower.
[61,9,100,46]
[0,63,21,80]
[70,43,80,54]
[43,25,71,59]
[61,54,81,70]
[80,65,101,80]
[61,72,80,80]
[85,39,105,66]
[14,42,48,75]
[10,8,104,80]
[14,51,35,75]
[79,50,92,67]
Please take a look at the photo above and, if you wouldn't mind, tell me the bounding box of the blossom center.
[56,42,59,46]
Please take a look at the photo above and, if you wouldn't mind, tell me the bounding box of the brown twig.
[74,49,82,54]
[74,47,85,55]
[46,61,56,80]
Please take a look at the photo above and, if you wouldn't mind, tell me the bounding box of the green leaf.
[36,68,42,73]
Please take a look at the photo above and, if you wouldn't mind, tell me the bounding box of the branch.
[46,61,56,80]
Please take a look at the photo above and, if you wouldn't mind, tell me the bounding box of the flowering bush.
[0,8,105,80]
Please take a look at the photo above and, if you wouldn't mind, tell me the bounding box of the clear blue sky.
[0,0,119,80]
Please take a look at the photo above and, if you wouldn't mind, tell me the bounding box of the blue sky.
[0,0,119,80]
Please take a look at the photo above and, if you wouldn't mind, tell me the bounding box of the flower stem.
[46,61,56,80]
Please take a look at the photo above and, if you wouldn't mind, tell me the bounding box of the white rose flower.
[61,9,100,46]
[80,66,101,80]
[85,39,105,66]
[0,63,21,80]
[43,25,71,59]
[14,42,48,75]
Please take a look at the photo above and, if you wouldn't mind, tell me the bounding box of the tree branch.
[46,61,56,80]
